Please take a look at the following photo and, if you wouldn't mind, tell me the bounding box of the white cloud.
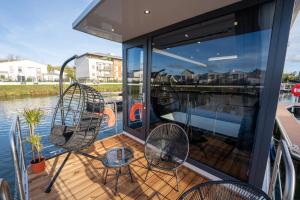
[287,54,300,62]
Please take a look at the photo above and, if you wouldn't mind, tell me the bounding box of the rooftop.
[79,52,122,60]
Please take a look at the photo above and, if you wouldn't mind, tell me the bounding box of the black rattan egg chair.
[45,55,105,193]
[144,123,189,191]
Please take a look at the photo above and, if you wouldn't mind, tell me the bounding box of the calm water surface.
[0,95,122,197]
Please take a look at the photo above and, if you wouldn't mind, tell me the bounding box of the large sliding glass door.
[123,41,147,140]
[149,2,275,181]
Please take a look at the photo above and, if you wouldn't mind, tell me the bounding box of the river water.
[0,95,122,197]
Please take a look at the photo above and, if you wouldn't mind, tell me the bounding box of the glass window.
[150,2,274,180]
[127,46,144,130]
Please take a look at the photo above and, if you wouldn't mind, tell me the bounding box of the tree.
[65,67,76,81]
[282,72,300,83]
[47,64,55,73]
[282,73,289,83]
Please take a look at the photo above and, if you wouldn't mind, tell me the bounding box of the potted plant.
[23,108,45,173]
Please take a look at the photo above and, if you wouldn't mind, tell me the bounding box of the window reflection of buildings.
[155,68,265,87]
[128,69,143,83]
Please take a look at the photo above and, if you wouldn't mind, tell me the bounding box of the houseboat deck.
[276,103,300,154]
[28,134,207,200]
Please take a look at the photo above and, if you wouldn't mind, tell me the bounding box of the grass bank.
[0,84,122,98]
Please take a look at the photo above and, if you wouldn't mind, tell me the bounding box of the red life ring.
[129,102,143,122]
[103,107,116,127]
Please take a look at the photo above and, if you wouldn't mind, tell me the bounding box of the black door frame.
[123,38,148,141]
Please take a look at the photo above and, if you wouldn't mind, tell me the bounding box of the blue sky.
[285,14,300,73]
[0,1,299,72]
[0,0,121,66]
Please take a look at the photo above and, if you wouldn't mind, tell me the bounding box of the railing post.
[281,140,295,200]
[268,141,282,198]
[0,179,12,200]
[9,117,26,200]
[268,139,296,200]
[16,116,26,170]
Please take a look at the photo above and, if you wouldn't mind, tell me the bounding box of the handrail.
[268,139,295,200]
[9,116,28,200]
[0,179,12,200]
[275,116,300,161]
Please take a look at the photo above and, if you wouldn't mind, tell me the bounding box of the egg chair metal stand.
[45,55,105,193]
[144,123,189,191]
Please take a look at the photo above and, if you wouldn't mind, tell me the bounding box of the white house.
[75,53,122,82]
[0,60,48,82]
[42,69,65,82]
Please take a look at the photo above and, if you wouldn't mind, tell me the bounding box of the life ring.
[103,107,116,127]
[129,102,143,122]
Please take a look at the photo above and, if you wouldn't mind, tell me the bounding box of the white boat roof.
[73,0,241,43]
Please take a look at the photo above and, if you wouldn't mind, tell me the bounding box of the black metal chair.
[179,180,271,200]
[144,123,189,191]
[45,56,105,193]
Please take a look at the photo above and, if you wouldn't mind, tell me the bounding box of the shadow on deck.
[28,134,207,200]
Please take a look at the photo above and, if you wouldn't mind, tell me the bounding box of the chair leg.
[103,168,108,184]
[173,169,179,192]
[44,152,71,193]
[114,168,121,195]
[145,163,151,181]
[128,165,134,182]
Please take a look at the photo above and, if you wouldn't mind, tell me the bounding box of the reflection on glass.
[150,3,274,180]
[127,47,144,130]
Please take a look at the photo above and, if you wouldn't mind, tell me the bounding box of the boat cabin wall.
[122,0,296,188]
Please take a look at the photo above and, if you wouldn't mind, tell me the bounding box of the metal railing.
[0,179,12,200]
[268,138,296,200]
[276,117,300,161]
[7,101,119,199]
[9,116,28,200]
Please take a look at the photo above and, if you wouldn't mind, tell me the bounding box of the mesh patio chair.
[144,123,189,191]
[179,180,271,200]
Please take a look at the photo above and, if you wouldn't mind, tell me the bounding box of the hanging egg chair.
[45,55,105,193]
[49,82,105,151]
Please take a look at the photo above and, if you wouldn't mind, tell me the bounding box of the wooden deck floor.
[28,134,207,200]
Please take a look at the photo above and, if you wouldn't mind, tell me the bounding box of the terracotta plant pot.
[31,157,46,174]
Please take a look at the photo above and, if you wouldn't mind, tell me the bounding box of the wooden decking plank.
[91,160,150,200]
[78,156,148,200]
[46,149,145,199]
[122,164,185,200]
[28,134,207,200]
[31,140,141,199]
[164,169,198,199]
[149,167,191,200]
[29,136,131,197]
[135,170,178,200]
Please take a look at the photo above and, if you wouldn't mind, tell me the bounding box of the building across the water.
[75,52,122,82]
[0,60,48,82]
